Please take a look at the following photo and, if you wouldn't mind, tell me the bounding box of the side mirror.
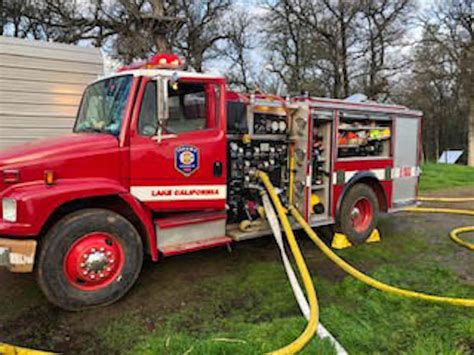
[169,72,180,91]
[154,78,169,143]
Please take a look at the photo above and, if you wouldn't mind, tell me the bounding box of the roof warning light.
[117,53,184,72]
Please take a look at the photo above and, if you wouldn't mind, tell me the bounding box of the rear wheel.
[37,209,143,311]
[338,184,379,244]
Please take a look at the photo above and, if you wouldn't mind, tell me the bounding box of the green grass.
[107,260,473,355]
[97,230,473,354]
[419,163,474,192]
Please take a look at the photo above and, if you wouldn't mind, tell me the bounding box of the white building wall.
[0,36,103,150]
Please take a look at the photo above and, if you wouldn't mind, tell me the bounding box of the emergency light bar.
[117,53,184,72]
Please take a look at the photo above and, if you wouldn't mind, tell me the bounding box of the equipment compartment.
[310,111,333,221]
[226,96,289,231]
[337,112,392,159]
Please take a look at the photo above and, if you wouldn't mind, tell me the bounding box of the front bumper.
[0,238,37,273]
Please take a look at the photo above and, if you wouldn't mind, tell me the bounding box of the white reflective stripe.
[392,166,420,179]
[372,168,386,180]
[345,171,357,182]
[332,166,420,185]
[262,194,348,355]
[131,185,227,201]
[393,167,401,178]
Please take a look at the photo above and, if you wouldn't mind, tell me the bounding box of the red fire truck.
[0,54,422,310]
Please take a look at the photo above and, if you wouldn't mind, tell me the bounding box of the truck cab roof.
[92,68,225,86]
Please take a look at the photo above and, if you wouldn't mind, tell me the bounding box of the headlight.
[2,198,17,222]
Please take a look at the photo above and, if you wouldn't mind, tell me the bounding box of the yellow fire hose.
[0,343,53,355]
[258,172,319,355]
[411,196,474,251]
[404,204,474,251]
[258,171,474,353]
[417,196,474,203]
[290,206,474,307]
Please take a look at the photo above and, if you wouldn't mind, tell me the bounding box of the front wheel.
[37,209,143,311]
[338,184,379,245]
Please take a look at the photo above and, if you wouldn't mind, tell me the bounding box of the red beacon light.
[117,53,184,72]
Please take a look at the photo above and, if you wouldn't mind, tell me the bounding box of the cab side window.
[138,81,157,136]
[167,83,208,133]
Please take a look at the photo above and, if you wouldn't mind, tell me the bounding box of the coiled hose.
[404,199,474,251]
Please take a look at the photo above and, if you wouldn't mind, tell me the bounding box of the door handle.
[213,161,223,177]
[151,134,177,143]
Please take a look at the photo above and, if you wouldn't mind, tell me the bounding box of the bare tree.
[172,0,230,71]
[355,0,414,100]
[217,8,256,90]
[320,0,361,97]
[263,0,362,97]
[263,0,324,95]
[422,0,472,164]
[397,0,472,163]
[97,0,183,62]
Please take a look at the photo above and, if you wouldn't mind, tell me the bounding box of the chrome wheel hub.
[351,207,361,220]
[84,251,108,273]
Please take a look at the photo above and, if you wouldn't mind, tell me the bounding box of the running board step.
[160,236,231,256]
[155,211,231,256]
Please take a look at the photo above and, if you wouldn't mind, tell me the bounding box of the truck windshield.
[74,75,132,136]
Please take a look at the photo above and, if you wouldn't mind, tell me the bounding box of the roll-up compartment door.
[392,117,420,207]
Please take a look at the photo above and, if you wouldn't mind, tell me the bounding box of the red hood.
[0,134,118,167]
[0,133,122,190]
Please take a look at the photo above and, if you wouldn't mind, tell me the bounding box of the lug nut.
[80,263,85,268]
[83,254,88,259]
[100,247,105,252]
[109,259,115,264]
[90,274,96,279]
[99,273,105,278]
[106,251,112,256]
[83,271,88,275]
[91,248,96,252]
[106,267,112,272]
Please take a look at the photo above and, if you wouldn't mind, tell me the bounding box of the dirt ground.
[0,186,472,353]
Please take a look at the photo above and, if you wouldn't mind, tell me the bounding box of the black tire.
[337,184,379,245]
[37,208,143,311]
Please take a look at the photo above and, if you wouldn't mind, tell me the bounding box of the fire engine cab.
[0,54,422,310]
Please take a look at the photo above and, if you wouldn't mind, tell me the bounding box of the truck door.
[392,116,420,208]
[129,76,227,211]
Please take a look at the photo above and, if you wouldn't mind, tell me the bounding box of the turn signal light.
[2,169,20,184]
[44,170,55,185]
